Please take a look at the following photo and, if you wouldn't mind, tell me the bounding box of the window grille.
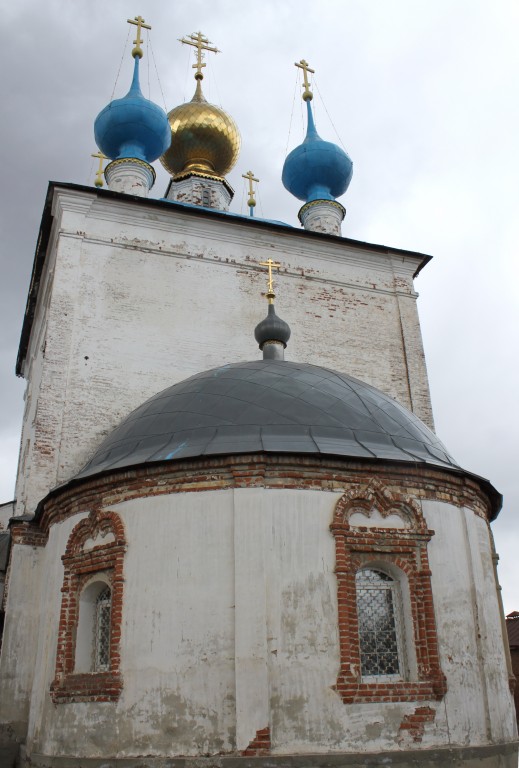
[94,586,111,672]
[355,568,406,679]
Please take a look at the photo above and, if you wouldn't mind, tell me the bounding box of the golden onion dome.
[160,81,240,179]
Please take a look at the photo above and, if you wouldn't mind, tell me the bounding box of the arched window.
[51,509,125,703]
[331,480,447,704]
[356,568,406,680]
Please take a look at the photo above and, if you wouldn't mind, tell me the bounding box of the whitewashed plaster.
[0,543,45,730]
[105,159,155,197]
[16,489,516,760]
[422,499,516,745]
[166,176,233,211]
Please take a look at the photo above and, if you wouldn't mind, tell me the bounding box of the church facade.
[0,19,516,768]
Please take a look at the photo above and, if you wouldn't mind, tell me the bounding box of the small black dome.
[254,304,291,348]
[76,360,458,480]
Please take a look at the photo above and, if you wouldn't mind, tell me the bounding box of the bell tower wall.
[15,184,433,516]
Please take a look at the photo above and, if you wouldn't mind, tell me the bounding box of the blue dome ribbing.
[282,100,353,203]
[94,57,171,163]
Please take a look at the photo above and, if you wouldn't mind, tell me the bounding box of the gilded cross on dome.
[180,31,219,80]
[242,170,259,215]
[91,150,108,188]
[295,59,315,101]
[259,258,281,303]
[127,16,151,59]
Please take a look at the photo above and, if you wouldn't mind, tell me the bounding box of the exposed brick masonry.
[241,727,271,756]
[398,706,436,743]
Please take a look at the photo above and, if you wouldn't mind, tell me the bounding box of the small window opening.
[356,568,406,680]
[201,189,211,207]
[75,580,112,674]
[94,585,111,672]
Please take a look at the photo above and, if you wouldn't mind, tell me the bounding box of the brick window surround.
[330,480,447,704]
[50,508,126,703]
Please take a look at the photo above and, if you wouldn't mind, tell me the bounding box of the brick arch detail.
[50,507,126,703]
[333,478,426,532]
[331,480,446,704]
[64,507,126,557]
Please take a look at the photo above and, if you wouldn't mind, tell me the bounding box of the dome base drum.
[105,158,156,196]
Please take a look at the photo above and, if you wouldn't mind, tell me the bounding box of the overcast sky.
[1,0,518,612]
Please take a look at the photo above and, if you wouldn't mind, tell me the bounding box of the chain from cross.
[127,15,151,59]
[295,59,315,101]
[242,170,259,207]
[259,258,281,297]
[91,151,108,188]
[180,31,219,80]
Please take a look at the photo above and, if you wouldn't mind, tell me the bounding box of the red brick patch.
[398,706,436,742]
[241,726,271,756]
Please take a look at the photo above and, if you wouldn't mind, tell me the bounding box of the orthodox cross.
[127,16,151,59]
[295,59,314,101]
[242,170,259,217]
[180,31,219,80]
[91,151,108,188]
[259,258,281,302]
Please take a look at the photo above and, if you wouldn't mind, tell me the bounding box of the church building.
[0,17,516,768]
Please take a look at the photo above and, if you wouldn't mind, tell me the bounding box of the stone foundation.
[14,743,519,768]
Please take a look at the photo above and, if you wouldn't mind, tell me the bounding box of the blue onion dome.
[254,302,291,349]
[94,57,171,164]
[282,100,353,203]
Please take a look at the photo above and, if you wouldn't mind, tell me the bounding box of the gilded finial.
[295,59,315,101]
[91,150,108,188]
[127,15,151,59]
[259,258,281,304]
[180,31,219,80]
[242,170,259,217]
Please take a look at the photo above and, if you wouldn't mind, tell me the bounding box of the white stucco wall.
[17,488,515,760]
[0,542,45,730]
[15,187,433,515]
[423,500,517,745]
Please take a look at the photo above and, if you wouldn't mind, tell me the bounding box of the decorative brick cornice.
[32,454,495,539]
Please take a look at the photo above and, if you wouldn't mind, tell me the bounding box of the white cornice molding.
[57,227,419,299]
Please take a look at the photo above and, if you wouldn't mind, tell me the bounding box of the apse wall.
[7,487,514,761]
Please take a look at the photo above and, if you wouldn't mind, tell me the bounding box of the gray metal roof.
[76,360,458,480]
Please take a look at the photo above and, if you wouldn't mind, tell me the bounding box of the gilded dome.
[160,81,240,178]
